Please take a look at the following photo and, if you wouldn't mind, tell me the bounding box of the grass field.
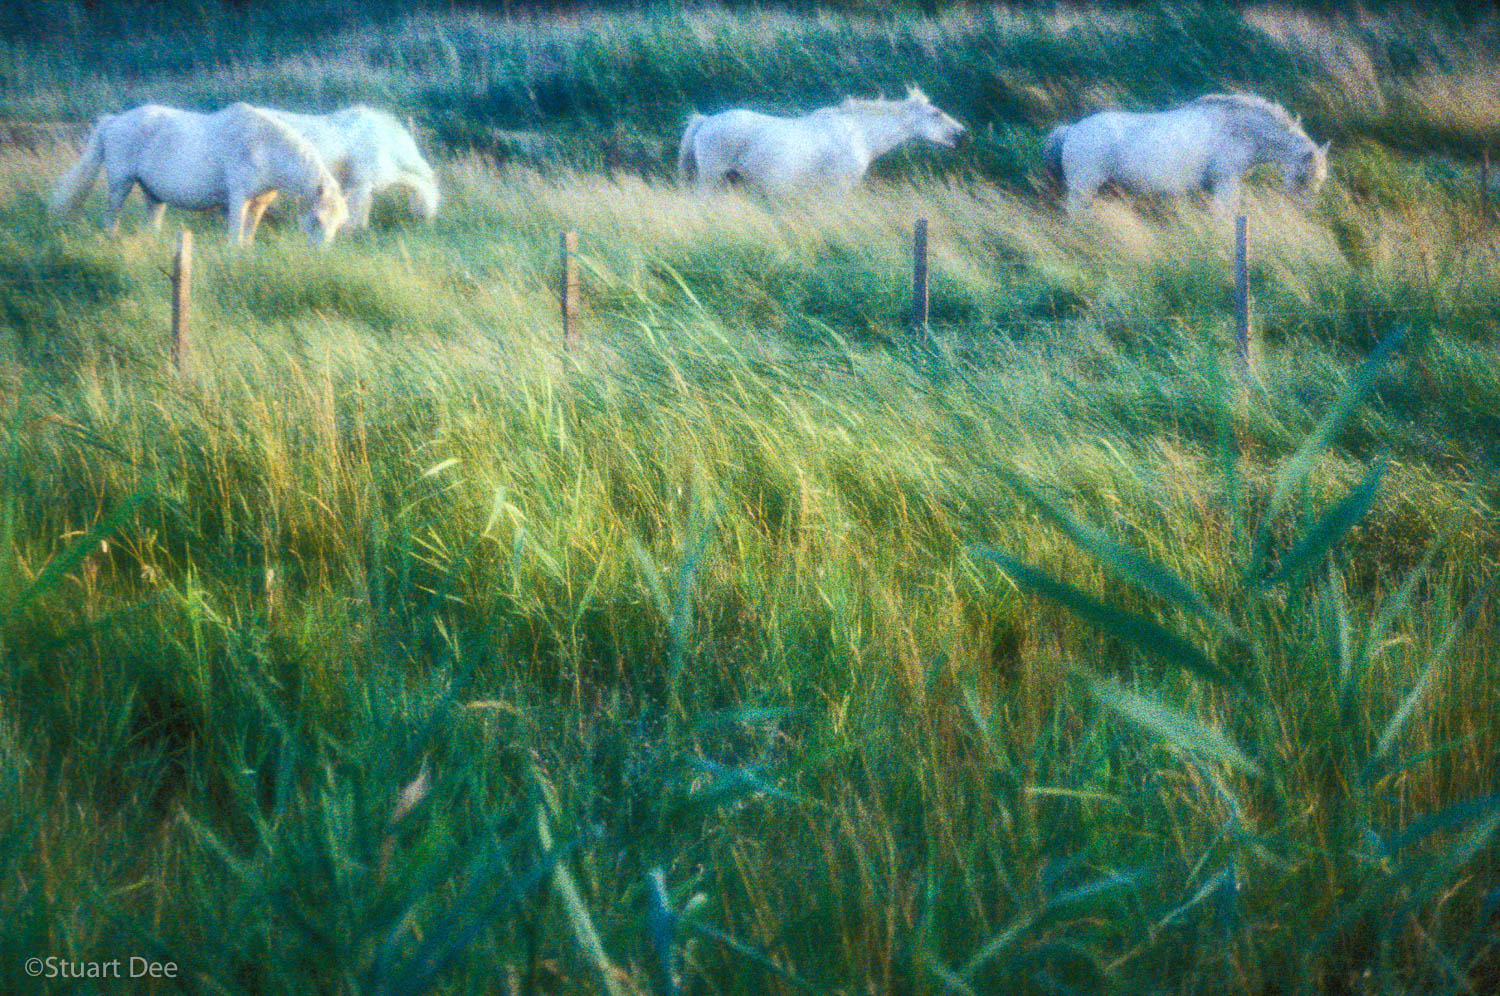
[1,3,1498,994]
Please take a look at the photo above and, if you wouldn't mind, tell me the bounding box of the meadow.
[0,3,1498,993]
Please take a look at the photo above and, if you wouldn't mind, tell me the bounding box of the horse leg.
[1059,161,1102,215]
[692,165,723,195]
[227,195,252,246]
[104,176,134,233]
[344,182,374,231]
[1063,183,1096,216]
[143,194,167,232]
[245,191,278,241]
[691,151,732,194]
[1210,176,1241,215]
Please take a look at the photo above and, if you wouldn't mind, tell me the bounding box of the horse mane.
[836,96,901,115]
[1190,93,1312,145]
[835,87,930,117]
[235,104,338,194]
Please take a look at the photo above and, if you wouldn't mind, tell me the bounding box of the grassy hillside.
[1,4,1498,995]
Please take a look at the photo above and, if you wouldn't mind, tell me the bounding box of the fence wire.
[3,249,1500,339]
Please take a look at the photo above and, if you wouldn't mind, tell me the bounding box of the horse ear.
[1319,140,1331,156]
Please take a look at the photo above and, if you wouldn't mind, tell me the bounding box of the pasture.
[1,3,1498,994]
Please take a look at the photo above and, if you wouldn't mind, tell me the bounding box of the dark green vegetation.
[0,4,1497,994]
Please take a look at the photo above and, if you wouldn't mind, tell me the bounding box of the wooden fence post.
[560,231,579,350]
[1482,148,1491,219]
[1233,214,1251,374]
[911,218,929,342]
[171,230,193,371]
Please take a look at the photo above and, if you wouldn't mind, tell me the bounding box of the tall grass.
[2,3,1499,994]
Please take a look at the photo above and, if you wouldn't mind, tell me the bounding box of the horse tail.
[50,115,110,214]
[677,113,706,183]
[1044,126,1068,189]
[1041,125,1068,191]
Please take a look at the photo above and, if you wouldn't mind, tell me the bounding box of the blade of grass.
[1088,677,1263,778]
[1245,328,1403,583]
[1255,458,1386,592]
[4,484,154,622]
[993,463,1235,635]
[534,801,626,996]
[1371,571,1497,767]
[975,550,1238,688]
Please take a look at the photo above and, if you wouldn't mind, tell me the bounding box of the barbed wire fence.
[4,213,1500,376]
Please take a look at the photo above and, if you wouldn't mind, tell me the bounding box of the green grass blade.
[646,867,680,996]
[534,802,626,996]
[1351,472,1487,691]
[1372,572,1498,766]
[956,912,1036,984]
[4,484,153,622]
[683,920,819,993]
[1362,734,1479,786]
[975,550,1237,687]
[1254,458,1387,592]
[933,960,981,996]
[668,485,715,680]
[630,538,672,622]
[684,756,817,810]
[994,464,1234,635]
[1088,677,1263,778]
[1384,793,1500,857]
[1245,328,1403,582]
[1044,865,1149,911]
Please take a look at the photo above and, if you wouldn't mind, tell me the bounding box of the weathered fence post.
[1234,214,1252,374]
[560,231,580,350]
[1482,148,1491,219]
[911,218,929,342]
[171,230,193,371]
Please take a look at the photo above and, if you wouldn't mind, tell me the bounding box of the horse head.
[302,177,349,248]
[904,86,967,149]
[1284,139,1330,204]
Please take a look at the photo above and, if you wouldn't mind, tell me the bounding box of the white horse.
[678,87,967,196]
[261,105,439,230]
[1043,93,1329,214]
[50,102,348,246]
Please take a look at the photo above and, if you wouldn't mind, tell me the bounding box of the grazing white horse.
[1043,93,1329,214]
[678,87,967,196]
[262,106,439,230]
[50,102,348,246]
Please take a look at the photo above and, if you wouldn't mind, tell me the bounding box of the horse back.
[103,105,207,162]
[1067,107,1221,185]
